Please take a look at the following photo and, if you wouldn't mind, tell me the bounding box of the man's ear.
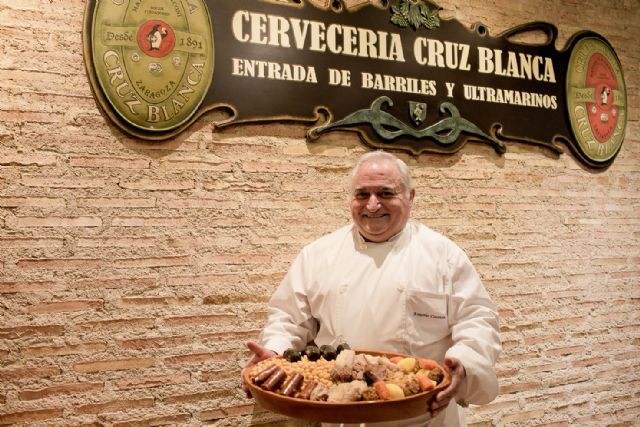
[409,188,416,202]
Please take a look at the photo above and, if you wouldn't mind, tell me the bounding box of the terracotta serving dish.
[243,349,451,423]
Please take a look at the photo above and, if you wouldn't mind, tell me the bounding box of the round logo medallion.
[90,0,214,134]
[137,20,176,58]
[566,36,626,165]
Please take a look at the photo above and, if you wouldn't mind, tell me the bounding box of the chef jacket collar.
[354,222,408,245]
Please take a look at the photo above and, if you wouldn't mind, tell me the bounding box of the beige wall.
[1,0,639,426]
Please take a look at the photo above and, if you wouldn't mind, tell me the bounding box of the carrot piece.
[416,375,435,392]
[389,356,404,364]
[373,381,391,400]
[418,358,439,370]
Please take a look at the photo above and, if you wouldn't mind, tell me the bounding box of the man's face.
[350,159,415,243]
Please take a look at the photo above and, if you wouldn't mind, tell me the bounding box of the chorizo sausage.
[252,364,278,385]
[281,372,304,396]
[261,367,286,391]
[298,380,317,400]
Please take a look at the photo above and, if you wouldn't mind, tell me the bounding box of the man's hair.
[350,151,414,196]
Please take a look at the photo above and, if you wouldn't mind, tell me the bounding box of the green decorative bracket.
[308,96,506,155]
[390,0,441,30]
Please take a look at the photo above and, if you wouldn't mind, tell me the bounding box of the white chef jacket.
[260,220,501,427]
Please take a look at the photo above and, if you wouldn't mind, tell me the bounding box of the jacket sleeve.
[259,248,318,355]
[444,244,502,405]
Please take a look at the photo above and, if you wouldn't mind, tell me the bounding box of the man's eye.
[379,191,396,199]
[355,192,369,200]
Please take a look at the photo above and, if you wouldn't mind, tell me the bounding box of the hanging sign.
[83,0,627,169]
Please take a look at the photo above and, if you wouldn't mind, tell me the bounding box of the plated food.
[244,345,451,423]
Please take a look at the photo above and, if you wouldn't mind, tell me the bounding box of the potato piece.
[416,368,431,378]
[385,383,405,400]
[397,357,417,373]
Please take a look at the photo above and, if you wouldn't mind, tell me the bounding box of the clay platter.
[243,349,451,423]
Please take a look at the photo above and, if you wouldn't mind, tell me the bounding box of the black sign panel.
[84,0,627,169]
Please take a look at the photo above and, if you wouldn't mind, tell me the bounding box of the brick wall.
[0,0,638,426]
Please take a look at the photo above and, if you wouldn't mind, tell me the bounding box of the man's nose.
[366,193,380,210]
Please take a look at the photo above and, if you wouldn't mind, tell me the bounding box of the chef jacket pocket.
[406,290,450,347]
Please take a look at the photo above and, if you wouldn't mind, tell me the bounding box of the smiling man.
[243,151,501,427]
[350,153,415,243]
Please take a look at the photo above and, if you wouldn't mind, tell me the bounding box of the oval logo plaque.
[566,36,626,165]
[89,0,214,134]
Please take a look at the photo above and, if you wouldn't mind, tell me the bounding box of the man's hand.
[241,341,277,398]
[429,357,466,417]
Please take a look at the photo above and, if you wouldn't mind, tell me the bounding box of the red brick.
[118,179,194,191]
[0,110,64,123]
[0,324,65,339]
[502,409,546,423]
[117,335,192,350]
[163,351,235,366]
[499,381,542,394]
[242,161,307,173]
[0,281,66,293]
[0,366,61,380]
[17,258,103,270]
[12,216,102,227]
[0,236,64,249]
[162,389,232,404]
[159,158,232,171]
[114,256,192,268]
[203,181,270,192]
[248,198,315,210]
[70,156,150,169]
[117,296,193,307]
[208,254,272,265]
[0,153,58,166]
[77,236,156,248]
[200,330,261,343]
[198,409,225,421]
[28,299,104,314]
[571,356,609,368]
[73,277,157,290]
[163,198,240,209]
[19,382,104,400]
[247,311,268,321]
[222,404,259,416]
[77,198,156,208]
[0,197,65,208]
[112,414,191,427]
[0,408,64,425]
[74,358,155,373]
[166,273,242,286]
[22,342,107,357]
[524,361,570,374]
[21,175,105,188]
[546,345,587,357]
[202,294,269,304]
[111,217,188,227]
[201,368,240,382]
[73,318,156,332]
[524,333,565,346]
[75,397,155,415]
[163,314,236,327]
[113,372,190,390]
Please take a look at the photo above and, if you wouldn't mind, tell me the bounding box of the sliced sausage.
[261,367,286,391]
[281,372,304,396]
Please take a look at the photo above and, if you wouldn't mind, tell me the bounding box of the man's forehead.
[353,171,403,188]
[353,184,398,192]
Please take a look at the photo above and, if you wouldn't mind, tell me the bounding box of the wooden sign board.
[83,0,627,169]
